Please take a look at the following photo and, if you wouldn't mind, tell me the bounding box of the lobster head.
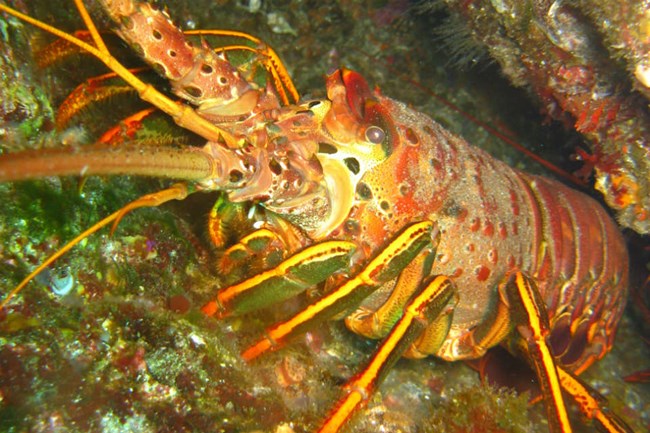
[200,69,398,239]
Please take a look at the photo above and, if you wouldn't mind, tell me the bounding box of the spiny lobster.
[0,1,636,432]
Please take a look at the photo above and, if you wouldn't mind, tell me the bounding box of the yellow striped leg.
[215,228,286,282]
[202,240,356,318]
[240,221,436,361]
[503,272,572,433]
[558,367,633,433]
[345,251,433,340]
[318,276,457,433]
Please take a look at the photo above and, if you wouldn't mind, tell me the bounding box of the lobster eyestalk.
[0,144,219,183]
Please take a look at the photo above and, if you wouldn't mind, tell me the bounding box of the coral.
[439,0,650,234]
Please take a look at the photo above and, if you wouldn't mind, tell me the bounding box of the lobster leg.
[216,228,287,276]
[503,273,633,433]
[503,272,572,433]
[52,68,147,129]
[558,367,634,433]
[206,196,262,250]
[225,221,436,360]
[202,240,358,318]
[344,267,633,433]
[98,108,159,145]
[344,251,434,340]
[318,275,457,433]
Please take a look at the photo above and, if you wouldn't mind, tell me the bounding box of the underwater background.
[0,1,648,432]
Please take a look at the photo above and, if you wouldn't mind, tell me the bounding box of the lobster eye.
[365,125,385,144]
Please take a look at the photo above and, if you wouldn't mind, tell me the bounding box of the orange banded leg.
[319,275,456,433]
[558,367,633,433]
[216,229,286,276]
[201,240,357,319]
[0,183,192,309]
[446,272,632,433]
[56,69,148,130]
[344,250,433,339]
[206,199,303,281]
[226,221,436,360]
[98,108,158,145]
[501,272,573,433]
[36,29,97,68]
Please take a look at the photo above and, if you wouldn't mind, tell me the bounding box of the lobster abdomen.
[520,173,628,373]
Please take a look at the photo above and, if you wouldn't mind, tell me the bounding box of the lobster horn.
[0,144,219,183]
